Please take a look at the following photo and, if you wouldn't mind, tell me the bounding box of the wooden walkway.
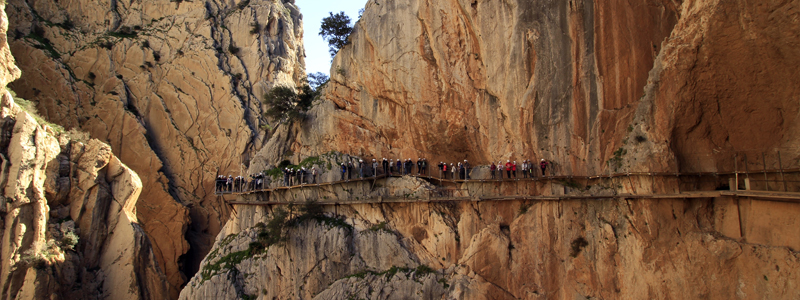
[227,191,731,206]
[217,172,683,197]
[216,171,800,206]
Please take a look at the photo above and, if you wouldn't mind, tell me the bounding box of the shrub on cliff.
[262,85,315,123]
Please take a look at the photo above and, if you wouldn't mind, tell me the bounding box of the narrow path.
[217,173,800,205]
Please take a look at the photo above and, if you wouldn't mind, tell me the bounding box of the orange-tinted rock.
[4,0,305,296]
[280,0,679,176]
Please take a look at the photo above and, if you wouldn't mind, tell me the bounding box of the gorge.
[0,0,797,299]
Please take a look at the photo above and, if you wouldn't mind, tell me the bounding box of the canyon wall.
[183,187,800,299]
[267,0,800,178]
[0,77,167,299]
[4,0,305,295]
[622,0,800,174]
[202,0,800,299]
[274,0,679,175]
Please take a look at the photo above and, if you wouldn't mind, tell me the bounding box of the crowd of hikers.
[216,157,551,193]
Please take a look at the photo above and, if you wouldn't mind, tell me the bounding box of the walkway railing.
[215,149,800,197]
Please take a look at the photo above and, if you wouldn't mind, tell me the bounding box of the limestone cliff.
[267,0,678,175]
[264,0,800,178]
[192,0,800,299]
[0,3,168,299]
[182,176,800,299]
[0,88,168,298]
[5,0,305,295]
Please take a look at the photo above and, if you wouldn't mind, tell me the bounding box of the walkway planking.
[227,191,728,206]
[218,173,800,206]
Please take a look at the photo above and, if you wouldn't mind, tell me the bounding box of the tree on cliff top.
[319,11,352,57]
[263,85,315,123]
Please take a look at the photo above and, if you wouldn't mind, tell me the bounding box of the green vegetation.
[438,278,450,288]
[343,265,437,282]
[606,147,627,171]
[308,72,329,91]
[26,25,60,59]
[199,248,254,281]
[60,231,79,251]
[200,201,355,283]
[319,12,352,57]
[262,85,316,124]
[264,156,325,180]
[556,180,583,189]
[288,201,353,232]
[6,89,67,134]
[367,221,393,234]
[519,202,532,215]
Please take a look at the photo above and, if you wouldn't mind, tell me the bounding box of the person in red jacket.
[490,162,497,179]
[540,159,548,176]
[505,160,512,178]
[511,161,517,178]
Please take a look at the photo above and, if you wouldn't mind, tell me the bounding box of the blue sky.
[296,0,369,76]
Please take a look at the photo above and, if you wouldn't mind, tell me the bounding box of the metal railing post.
[744,153,750,190]
[778,151,787,192]
[734,153,739,191]
[762,152,769,191]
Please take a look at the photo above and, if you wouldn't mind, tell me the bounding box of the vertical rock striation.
[5,0,305,294]
[0,89,168,298]
[1,4,169,299]
[182,192,800,299]
[281,0,679,176]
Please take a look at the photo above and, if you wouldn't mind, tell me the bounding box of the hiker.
[450,163,455,179]
[299,167,308,184]
[521,160,528,178]
[511,161,517,178]
[490,162,497,179]
[540,159,548,176]
[373,159,379,177]
[529,160,535,178]
[341,163,347,181]
[347,161,354,179]
[442,162,447,179]
[396,159,402,175]
[383,158,389,176]
[405,158,413,175]
[457,162,463,180]
[464,160,471,179]
[498,162,504,179]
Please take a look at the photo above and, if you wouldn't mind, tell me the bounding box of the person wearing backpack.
[540,159,549,176]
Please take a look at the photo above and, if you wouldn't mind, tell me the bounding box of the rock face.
[275,0,678,175]
[183,188,800,299]
[0,90,168,298]
[5,0,305,294]
[266,0,800,178]
[187,0,800,299]
[621,0,800,174]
